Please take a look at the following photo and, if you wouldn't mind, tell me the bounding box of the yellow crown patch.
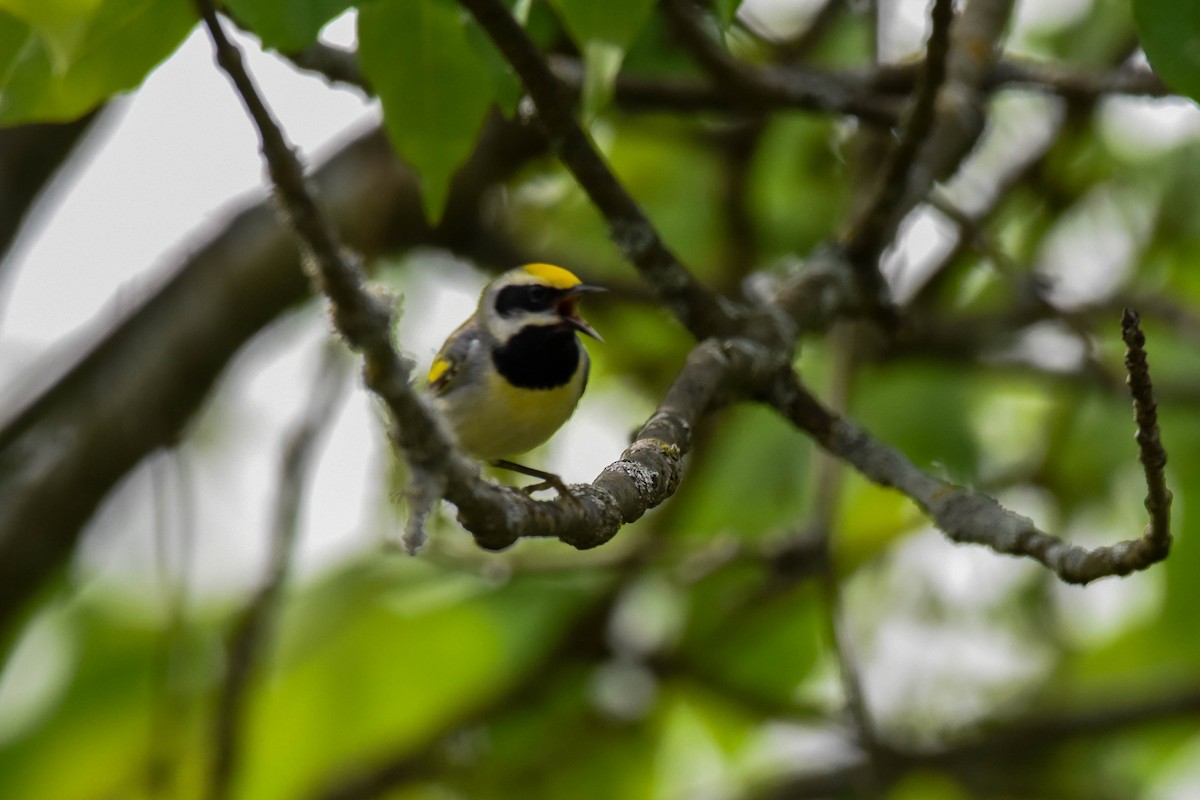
[522,263,582,289]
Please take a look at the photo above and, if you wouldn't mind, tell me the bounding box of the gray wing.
[428,320,487,397]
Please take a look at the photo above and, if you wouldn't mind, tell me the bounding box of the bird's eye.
[494,284,557,316]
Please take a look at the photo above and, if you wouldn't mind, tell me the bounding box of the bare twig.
[759,686,1200,799]
[208,345,349,800]
[196,0,495,553]
[662,0,902,125]
[286,42,370,91]
[283,40,1171,126]
[765,310,1173,585]
[1121,309,1172,558]
[840,0,956,290]
[988,59,1168,99]
[457,0,739,339]
[838,0,1017,322]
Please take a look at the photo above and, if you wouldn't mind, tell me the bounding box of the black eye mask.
[494,283,562,317]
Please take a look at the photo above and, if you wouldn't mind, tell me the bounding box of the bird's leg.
[492,459,581,505]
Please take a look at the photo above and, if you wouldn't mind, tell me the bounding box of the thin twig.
[281,41,1170,122]
[1121,309,1172,557]
[840,0,956,293]
[758,685,1200,799]
[457,0,739,339]
[208,345,349,800]
[988,59,1168,99]
[765,310,1174,584]
[662,0,902,125]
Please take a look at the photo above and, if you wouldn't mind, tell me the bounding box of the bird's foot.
[493,460,583,508]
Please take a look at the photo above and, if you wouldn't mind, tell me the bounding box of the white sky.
[0,14,374,358]
[0,14,393,595]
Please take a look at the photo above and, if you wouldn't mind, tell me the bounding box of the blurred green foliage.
[0,0,193,123]
[3,0,1200,799]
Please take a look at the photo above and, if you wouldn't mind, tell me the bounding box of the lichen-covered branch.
[766,311,1172,584]
[451,337,781,551]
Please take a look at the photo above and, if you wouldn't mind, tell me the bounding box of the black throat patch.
[492,325,580,390]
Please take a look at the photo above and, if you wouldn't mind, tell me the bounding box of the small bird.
[428,263,603,493]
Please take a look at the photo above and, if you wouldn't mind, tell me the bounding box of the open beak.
[559,284,605,341]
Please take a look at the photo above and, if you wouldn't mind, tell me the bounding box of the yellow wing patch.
[428,356,454,389]
[522,263,581,289]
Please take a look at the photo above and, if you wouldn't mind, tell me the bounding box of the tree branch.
[760,686,1200,799]
[283,41,1173,123]
[661,0,902,125]
[765,310,1171,584]
[458,0,739,339]
[452,336,782,550]
[840,0,956,301]
[0,114,544,633]
[1122,309,1172,558]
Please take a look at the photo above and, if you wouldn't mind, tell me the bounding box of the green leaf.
[669,405,812,541]
[463,14,521,117]
[240,561,602,800]
[225,0,354,52]
[581,39,622,121]
[547,0,655,50]
[713,0,743,31]
[546,0,654,116]
[0,0,100,72]
[0,12,31,79]
[1133,0,1200,102]
[358,0,496,220]
[0,0,194,124]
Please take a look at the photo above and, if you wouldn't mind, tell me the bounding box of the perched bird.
[428,263,603,492]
